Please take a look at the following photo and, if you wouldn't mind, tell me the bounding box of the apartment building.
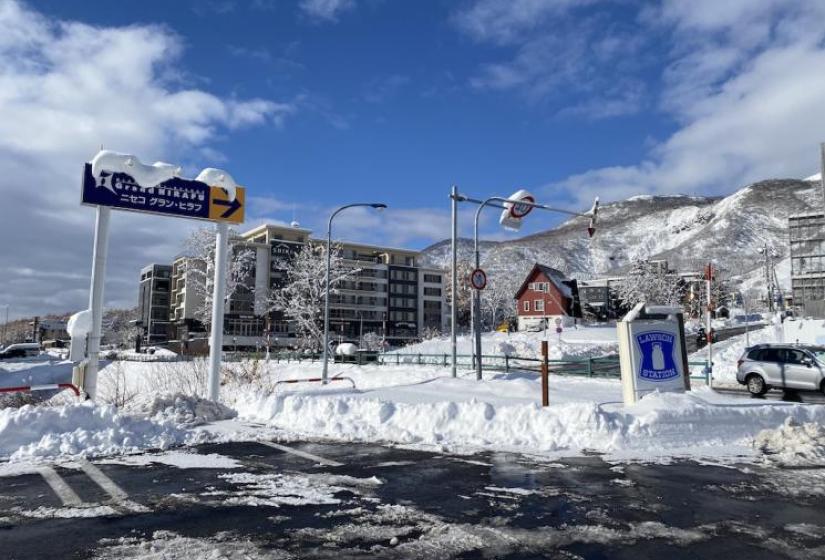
[790,212,825,317]
[137,264,172,345]
[165,223,449,350]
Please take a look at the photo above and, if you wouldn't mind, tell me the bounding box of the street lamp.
[471,196,597,381]
[322,203,388,383]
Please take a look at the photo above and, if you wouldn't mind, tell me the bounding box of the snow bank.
[235,373,825,462]
[0,403,196,462]
[689,326,776,385]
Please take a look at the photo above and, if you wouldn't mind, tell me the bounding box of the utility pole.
[705,262,713,389]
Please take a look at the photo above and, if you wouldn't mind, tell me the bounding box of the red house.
[514,264,580,331]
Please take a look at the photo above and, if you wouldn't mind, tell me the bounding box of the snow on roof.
[514,263,574,299]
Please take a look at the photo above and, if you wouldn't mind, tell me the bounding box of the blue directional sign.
[81,163,245,223]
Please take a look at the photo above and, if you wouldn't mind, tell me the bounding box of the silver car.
[736,344,825,395]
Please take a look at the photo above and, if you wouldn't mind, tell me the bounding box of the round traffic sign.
[509,194,535,219]
[470,268,487,290]
[554,317,562,326]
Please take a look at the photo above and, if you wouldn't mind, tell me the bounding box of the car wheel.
[746,373,768,396]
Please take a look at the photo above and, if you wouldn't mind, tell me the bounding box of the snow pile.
[754,417,825,466]
[689,326,776,385]
[131,393,236,426]
[235,373,825,461]
[0,403,193,462]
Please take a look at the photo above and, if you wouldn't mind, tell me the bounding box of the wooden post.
[541,341,549,407]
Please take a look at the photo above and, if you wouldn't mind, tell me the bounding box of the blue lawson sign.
[81,163,243,222]
[634,330,679,382]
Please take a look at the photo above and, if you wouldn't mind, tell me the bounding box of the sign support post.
[541,340,549,407]
[207,221,229,401]
[79,151,246,403]
[450,185,458,378]
[85,205,111,400]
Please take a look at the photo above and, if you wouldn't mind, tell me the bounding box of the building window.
[424,287,441,296]
[423,274,441,284]
[534,300,544,312]
[523,301,530,312]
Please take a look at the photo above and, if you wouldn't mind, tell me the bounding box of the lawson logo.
[635,331,679,381]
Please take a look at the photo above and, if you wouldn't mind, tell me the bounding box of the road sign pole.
[207,221,229,401]
[450,185,458,378]
[85,205,111,401]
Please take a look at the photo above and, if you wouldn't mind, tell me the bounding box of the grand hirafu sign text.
[81,162,245,223]
[617,304,691,405]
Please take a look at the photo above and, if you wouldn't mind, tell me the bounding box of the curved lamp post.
[471,196,597,381]
[322,203,388,383]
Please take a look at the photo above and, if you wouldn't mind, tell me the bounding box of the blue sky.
[26,0,674,238]
[3,0,825,317]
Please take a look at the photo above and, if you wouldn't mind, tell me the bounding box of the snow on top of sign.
[91,150,181,189]
[196,168,238,202]
[66,309,92,339]
[499,189,534,231]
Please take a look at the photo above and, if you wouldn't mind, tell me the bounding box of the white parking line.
[74,458,129,502]
[37,466,84,507]
[258,441,343,467]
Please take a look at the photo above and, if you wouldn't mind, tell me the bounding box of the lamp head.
[371,203,388,211]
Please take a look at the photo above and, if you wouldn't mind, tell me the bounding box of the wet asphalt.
[1,440,825,559]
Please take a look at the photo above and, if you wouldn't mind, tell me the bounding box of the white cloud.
[299,0,355,23]
[550,0,825,206]
[0,1,295,319]
[457,1,647,115]
[453,0,595,44]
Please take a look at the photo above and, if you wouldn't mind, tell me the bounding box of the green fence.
[377,352,712,384]
[220,350,712,384]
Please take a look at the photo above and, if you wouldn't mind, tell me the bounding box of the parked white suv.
[736,344,825,395]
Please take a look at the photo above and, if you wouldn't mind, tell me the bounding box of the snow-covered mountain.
[421,178,825,289]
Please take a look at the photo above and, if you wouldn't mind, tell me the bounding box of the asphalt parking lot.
[2,439,825,559]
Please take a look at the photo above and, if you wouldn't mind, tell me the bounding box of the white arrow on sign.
[499,189,535,231]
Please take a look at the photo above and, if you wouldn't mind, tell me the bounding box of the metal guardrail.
[111,348,712,385]
[378,352,712,384]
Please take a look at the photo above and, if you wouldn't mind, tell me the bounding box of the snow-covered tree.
[444,258,475,329]
[266,242,358,351]
[616,259,684,308]
[102,307,140,348]
[181,226,256,326]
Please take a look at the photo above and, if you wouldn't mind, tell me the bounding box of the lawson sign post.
[617,303,691,405]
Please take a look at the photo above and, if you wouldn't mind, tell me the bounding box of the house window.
[534,300,544,312]
[523,301,530,312]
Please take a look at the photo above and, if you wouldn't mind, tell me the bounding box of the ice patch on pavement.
[98,450,242,470]
[92,530,289,560]
[754,417,825,466]
[211,472,344,507]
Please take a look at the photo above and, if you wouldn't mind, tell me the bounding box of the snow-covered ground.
[392,326,619,360]
[1,328,825,468]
